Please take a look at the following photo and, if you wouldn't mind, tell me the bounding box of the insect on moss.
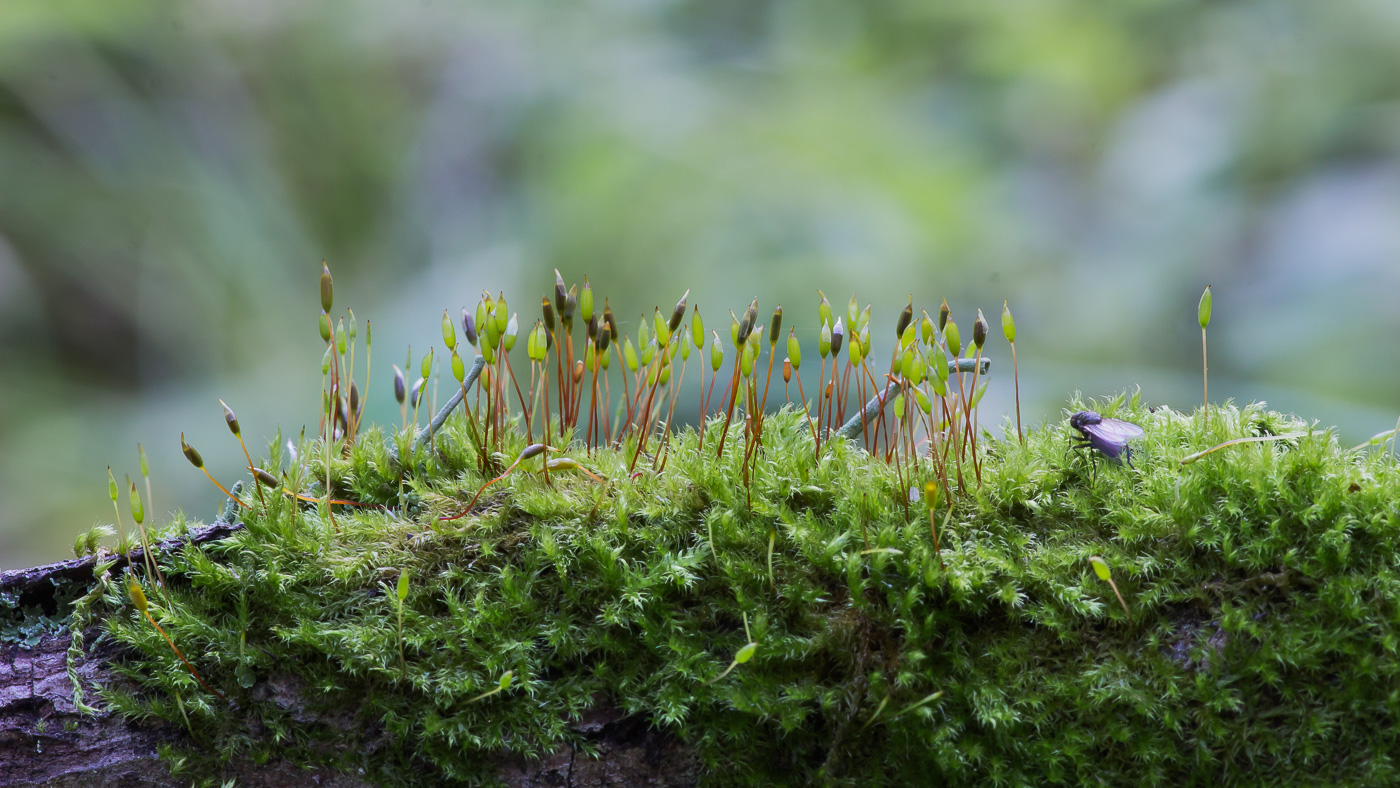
[1069,410,1145,471]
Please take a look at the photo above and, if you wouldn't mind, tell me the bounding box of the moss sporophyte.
[56,269,1400,785]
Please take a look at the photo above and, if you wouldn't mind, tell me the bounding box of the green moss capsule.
[653,308,669,347]
[504,313,518,351]
[624,336,638,372]
[442,310,456,351]
[319,261,333,313]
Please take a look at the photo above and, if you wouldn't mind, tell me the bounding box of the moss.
[86,394,1400,786]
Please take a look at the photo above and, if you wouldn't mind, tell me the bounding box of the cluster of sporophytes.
[62,268,1400,786]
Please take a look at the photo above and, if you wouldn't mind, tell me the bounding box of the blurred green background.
[3,0,1399,569]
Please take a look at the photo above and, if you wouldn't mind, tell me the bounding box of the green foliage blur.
[2,0,1399,567]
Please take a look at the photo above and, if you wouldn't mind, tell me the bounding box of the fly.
[1069,410,1145,470]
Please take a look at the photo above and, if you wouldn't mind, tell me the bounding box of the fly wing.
[1080,418,1143,460]
[1094,418,1145,441]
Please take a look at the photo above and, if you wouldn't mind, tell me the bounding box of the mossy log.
[4,399,1400,786]
[1,532,693,787]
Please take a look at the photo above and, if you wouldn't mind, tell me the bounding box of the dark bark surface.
[0,537,697,787]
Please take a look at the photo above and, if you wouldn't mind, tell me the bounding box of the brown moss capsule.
[738,299,758,346]
[219,399,240,437]
[181,433,204,469]
[768,306,783,346]
[973,309,988,350]
[554,269,568,316]
[896,296,913,339]
[320,261,333,313]
[830,317,845,357]
[563,285,578,328]
[254,468,280,488]
[604,300,618,342]
[596,324,611,353]
[462,309,478,347]
[938,298,950,332]
[573,359,585,384]
[782,358,792,384]
[349,381,360,416]
[542,296,556,333]
[669,289,689,334]
[587,313,598,341]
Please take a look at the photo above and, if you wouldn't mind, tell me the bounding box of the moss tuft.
[86,397,1400,786]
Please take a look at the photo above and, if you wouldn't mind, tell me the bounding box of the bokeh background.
[3,0,1399,569]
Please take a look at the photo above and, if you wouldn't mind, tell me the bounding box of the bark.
[0,531,697,787]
